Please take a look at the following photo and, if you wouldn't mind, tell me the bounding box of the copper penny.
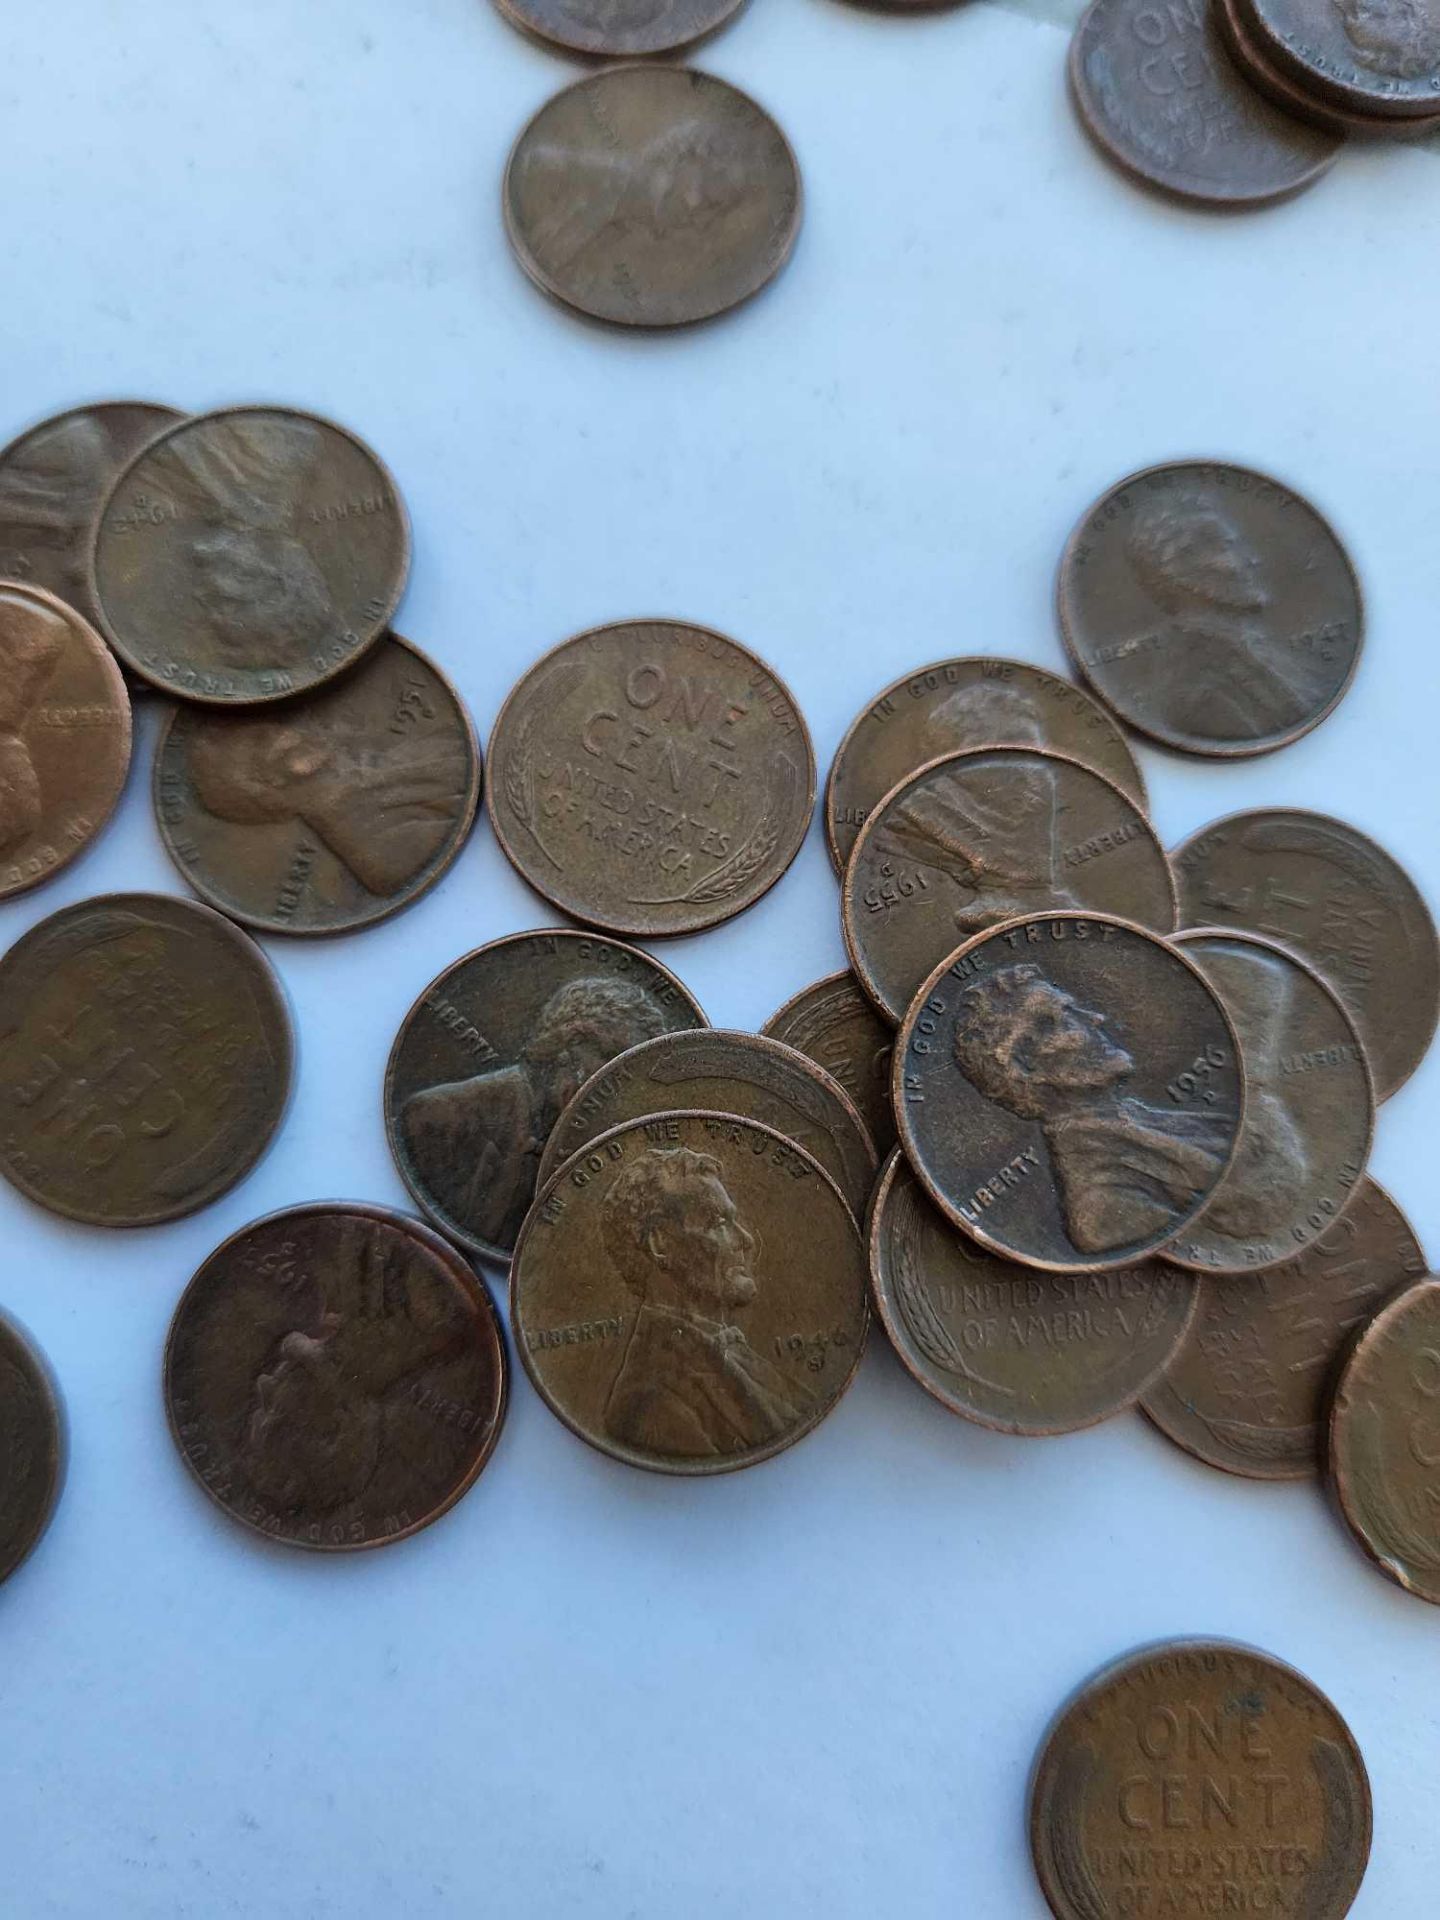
[164,1202,507,1552]
[1242,0,1440,117]
[762,970,897,1158]
[843,748,1175,1024]
[512,1110,868,1475]
[896,913,1245,1272]
[0,582,132,899]
[494,0,746,59]
[1218,0,1440,131]
[0,1309,65,1585]
[384,928,706,1266]
[90,406,409,705]
[1144,1177,1425,1479]
[503,66,802,328]
[1031,1639,1372,1920]
[487,619,815,937]
[1172,808,1440,1100]
[154,633,481,935]
[0,892,292,1226]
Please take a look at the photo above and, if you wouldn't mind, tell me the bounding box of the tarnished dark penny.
[1173,808,1440,1100]
[0,582,132,899]
[1059,462,1362,758]
[1031,1640,1372,1920]
[0,892,292,1226]
[762,971,896,1158]
[869,1151,1198,1435]
[826,656,1147,875]
[537,1029,877,1215]
[1069,0,1340,208]
[1144,1177,1425,1479]
[512,1110,868,1475]
[487,619,815,938]
[384,929,706,1265]
[164,1202,507,1552]
[1218,0,1440,131]
[843,749,1175,1025]
[896,913,1244,1273]
[0,1310,65,1585]
[503,66,802,328]
[1242,0,1440,117]
[154,633,481,935]
[90,406,409,705]
[494,0,746,59]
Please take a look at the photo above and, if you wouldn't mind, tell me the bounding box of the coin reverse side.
[0,1310,65,1586]
[762,971,897,1158]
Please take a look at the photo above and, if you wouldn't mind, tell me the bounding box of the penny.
[1030,1639,1372,1920]
[1144,1177,1425,1479]
[896,912,1244,1273]
[537,1029,877,1215]
[164,1202,507,1552]
[1059,461,1362,758]
[384,929,707,1266]
[512,1110,868,1475]
[0,1310,65,1585]
[90,406,409,705]
[1218,0,1440,132]
[0,892,292,1226]
[762,971,897,1158]
[153,633,481,935]
[843,748,1175,1024]
[1172,808,1440,1100]
[869,1151,1198,1435]
[487,619,815,937]
[503,66,802,328]
[494,0,746,60]
[1242,0,1440,118]
[825,656,1147,874]
[0,582,132,899]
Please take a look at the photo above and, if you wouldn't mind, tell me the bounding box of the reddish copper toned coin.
[0,1309,65,1586]
[1217,0,1440,132]
[164,1203,508,1552]
[1242,0,1440,117]
[493,0,746,58]
[762,971,896,1158]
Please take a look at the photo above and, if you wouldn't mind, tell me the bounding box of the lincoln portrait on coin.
[1332,0,1440,75]
[0,591,64,857]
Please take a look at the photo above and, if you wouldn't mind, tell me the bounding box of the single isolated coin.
[896,913,1245,1273]
[869,1151,1198,1435]
[503,65,802,328]
[0,581,132,899]
[384,928,706,1266]
[1173,808,1440,1100]
[493,0,746,59]
[154,633,481,935]
[1241,0,1440,118]
[0,893,292,1226]
[843,748,1175,1024]
[164,1203,507,1552]
[1030,1639,1372,1920]
[512,1110,868,1475]
[90,406,409,705]
[487,619,816,937]
[0,1310,65,1585]
[763,970,897,1157]
[1144,1177,1426,1479]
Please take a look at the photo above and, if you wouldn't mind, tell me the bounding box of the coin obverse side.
[1172,808,1440,1100]
[1242,0,1440,117]
[869,1151,1198,1435]
[0,892,293,1226]
[896,913,1245,1273]
[762,970,897,1158]
[1218,0,1440,134]
[1060,462,1361,757]
[90,407,409,705]
[843,748,1176,1024]
[164,1203,508,1552]
[487,619,816,937]
[825,655,1147,873]
[384,929,707,1266]
[1144,1177,1426,1479]
[0,582,132,899]
[1030,1639,1372,1920]
[503,66,802,328]
[154,633,481,934]
[513,1110,868,1476]
[493,0,746,60]
[0,1310,66,1585]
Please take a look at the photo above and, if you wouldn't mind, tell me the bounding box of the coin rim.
[0,1305,67,1586]
[490,0,749,62]
[1215,0,1440,135]
[1237,0,1440,118]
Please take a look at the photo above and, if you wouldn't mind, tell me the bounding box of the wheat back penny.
[164,1202,507,1552]
[1172,808,1439,1099]
[0,582,132,899]
[513,1109,868,1475]
[1030,1639,1372,1920]
[487,619,815,937]
[1144,1177,1425,1479]
[844,749,1175,1024]
[1242,0,1440,117]
[90,406,409,705]
[503,66,802,328]
[762,971,897,1157]
[0,1310,65,1585]
[154,633,480,935]
[0,892,292,1226]
[385,929,707,1266]
[493,0,746,59]
[896,913,1245,1273]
